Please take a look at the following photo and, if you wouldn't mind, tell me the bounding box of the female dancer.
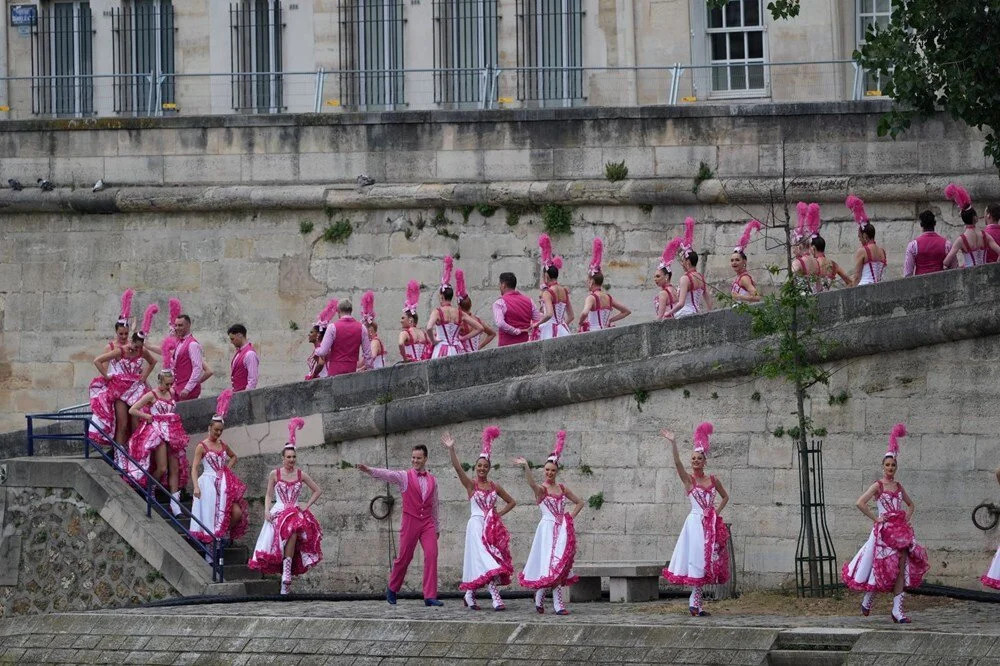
[842,424,930,623]
[668,219,714,318]
[456,269,496,351]
[426,256,483,358]
[982,467,1000,590]
[535,234,574,338]
[791,202,822,289]
[578,238,631,331]
[306,299,338,379]
[399,280,432,362]
[516,431,584,615]
[90,303,159,447]
[360,291,387,370]
[942,182,1000,268]
[654,238,682,319]
[189,389,249,547]
[248,418,324,595]
[661,424,730,616]
[126,337,190,516]
[442,427,516,610]
[89,289,136,437]
[808,204,853,290]
[847,196,888,286]
[731,220,762,303]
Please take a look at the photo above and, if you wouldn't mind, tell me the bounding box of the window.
[516,0,584,105]
[112,1,175,116]
[433,0,499,107]
[31,2,94,117]
[338,0,406,109]
[856,0,892,94]
[230,1,284,113]
[706,0,766,96]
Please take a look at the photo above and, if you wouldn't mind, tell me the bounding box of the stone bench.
[570,562,665,603]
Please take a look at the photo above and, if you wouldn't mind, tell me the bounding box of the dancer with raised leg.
[516,431,584,615]
[981,467,1000,590]
[442,427,516,611]
[661,424,730,616]
[248,418,324,595]
[842,424,929,623]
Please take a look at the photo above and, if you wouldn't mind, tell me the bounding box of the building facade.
[0,0,890,118]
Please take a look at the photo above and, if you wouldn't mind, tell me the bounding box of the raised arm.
[562,485,585,519]
[661,429,692,490]
[442,432,473,494]
[300,471,323,511]
[855,482,882,522]
[513,457,543,501]
[494,483,517,518]
[714,477,729,514]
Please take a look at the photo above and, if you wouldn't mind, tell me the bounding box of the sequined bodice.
[435,322,461,345]
[201,447,230,475]
[876,484,904,515]
[688,482,716,517]
[275,469,303,507]
[150,396,176,416]
[471,486,498,518]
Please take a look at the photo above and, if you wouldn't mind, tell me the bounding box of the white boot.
[280,557,292,595]
[169,491,182,516]
[861,591,874,616]
[891,593,910,623]
[463,589,478,609]
[553,586,568,615]
[534,588,545,613]
[488,579,505,610]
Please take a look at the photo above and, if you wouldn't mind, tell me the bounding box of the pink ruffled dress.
[431,313,465,359]
[983,545,1000,590]
[841,480,930,592]
[189,443,249,543]
[518,485,579,589]
[124,392,190,488]
[89,348,147,446]
[663,477,730,586]
[460,483,513,591]
[248,468,323,575]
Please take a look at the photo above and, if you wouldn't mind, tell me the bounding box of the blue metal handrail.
[24,411,225,583]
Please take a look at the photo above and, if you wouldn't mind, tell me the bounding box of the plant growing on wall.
[604,160,628,182]
[322,219,353,244]
[541,204,573,235]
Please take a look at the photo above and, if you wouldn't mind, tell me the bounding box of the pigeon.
[37,178,54,192]
[356,174,375,187]
[7,179,22,191]
[92,179,105,192]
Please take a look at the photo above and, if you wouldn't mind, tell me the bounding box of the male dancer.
[312,300,374,377]
[492,272,540,346]
[173,314,203,401]
[228,324,259,391]
[358,445,442,606]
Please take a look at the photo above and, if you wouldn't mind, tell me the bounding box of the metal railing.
[0,59,883,120]
[24,409,225,583]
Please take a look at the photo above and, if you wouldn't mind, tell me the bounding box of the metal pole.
[26,417,34,457]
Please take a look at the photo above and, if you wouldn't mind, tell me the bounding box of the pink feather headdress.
[314,299,339,329]
[792,202,809,243]
[693,422,714,455]
[807,203,822,239]
[734,219,763,254]
[658,237,683,272]
[455,269,468,301]
[403,280,421,315]
[845,195,869,227]
[160,336,178,372]
[168,298,182,327]
[588,238,604,276]
[547,430,567,463]
[117,288,135,325]
[286,417,305,449]
[360,290,376,325]
[212,389,234,423]
[440,255,454,293]
[552,256,564,270]
[480,425,501,461]
[539,233,553,269]
[944,183,972,211]
[138,303,159,339]
[885,423,906,458]
[681,217,696,256]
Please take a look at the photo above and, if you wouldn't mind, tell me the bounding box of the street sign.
[10,4,37,27]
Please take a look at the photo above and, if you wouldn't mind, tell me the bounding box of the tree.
[856,1,1000,172]
[707,0,800,20]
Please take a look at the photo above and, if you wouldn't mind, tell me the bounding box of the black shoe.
[424,598,444,607]
[386,588,397,605]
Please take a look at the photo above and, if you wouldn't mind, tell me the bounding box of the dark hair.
[960,207,978,225]
[811,236,826,253]
[858,222,876,241]
[227,324,247,336]
[458,295,472,312]
[686,250,699,267]
[918,210,936,231]
[404,311,420,325]
[987,203,1000,222]
[545,265,559,279]
[499,272,517,289]
[412,444,428,457]
[733,250,747,261]
[367,321,378,332]
[115,322,128,332]
[177,314,192,324]
[440,285,454,300]
[590,272,604,287]
[131,332,145,344]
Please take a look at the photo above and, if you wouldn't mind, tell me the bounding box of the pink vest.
[173,335,201,400]
[985,224,1000,263]
[325,316,363,376]
[402,468,436,522]
[498,291,533,347]
[913,232,948,275]
[230,343,254,391]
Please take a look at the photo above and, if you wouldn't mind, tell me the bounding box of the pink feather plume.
[315,299,338,327]
[214,389,234,420]
[538,234,553,266]
[887,423,907,457]
[735,219,763,253]
[549,430,567,461]
[660,237,683,269]
[440,256,454,291]
[794,202,808,240]
[480,425,501,459]
[404,280,421,313]
[693,421,714,454]
[944,183,972,211]
[168,298,182,325]
[552,256,564,270]
[139,303,159,337]
[683,217,696,248]
[360,290,375,323]
[845,195,869,225]
[589,237,604,275]
[287,417,305,447]
[160,336,178,371]
[119,288,135,321]
[807,203,822,237]
[455,269,468,300]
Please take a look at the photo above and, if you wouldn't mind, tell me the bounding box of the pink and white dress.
[655,287,677,320]
[518,485,579,589]
[248,468,323,575]
[535,287,572,340]
[88,352,148,446]
[124,392,190,489]
[731,272,757,299]
[189,443,250,543]
[402,328,429,362]
[431,311,465,359]
[982,545,1000,590]
[579,291,612,333]
[369,335,387,369]
[306,343,328,380]
[675,272,708,318]
[959,231,987,267]
[460,483,514,591]
[663,477,730,586]
[841,480,930,592]
[857,245,886,286]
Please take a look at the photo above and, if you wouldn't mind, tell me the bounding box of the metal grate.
[230,0,284,113]
[338,0,406,109]
[111,1,175,116]
[31,2,94,117]
[795,438,840,597]
[432,0,498,106]
[515,0,583,104]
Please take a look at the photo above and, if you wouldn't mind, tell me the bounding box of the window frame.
[855,0,892,95]
[702,0,768,100]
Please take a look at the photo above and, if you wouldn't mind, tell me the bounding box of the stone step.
[222,564,261,581]
[243,579,281,596]
[224,545,249,562]
[767,649,847,666]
